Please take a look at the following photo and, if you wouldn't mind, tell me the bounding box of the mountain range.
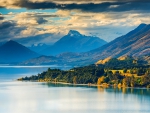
[41,30,107,55]
[52,23,150,66]
[0,40,40,63]
[0,24,149,66]
[28,43,49,53]
[13,33,54,46]
[82,23,150,64]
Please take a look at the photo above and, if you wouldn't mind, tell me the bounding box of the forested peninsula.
[18,57,150,88]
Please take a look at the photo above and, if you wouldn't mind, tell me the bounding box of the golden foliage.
[96,57,111,65]
[97,76,105,85]
[118,83,122,88]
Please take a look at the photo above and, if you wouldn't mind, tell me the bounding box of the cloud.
[20,27,39,36]
[0,0,150,13]
[1,10,150,43]
[109,5,120,8]
[0,20,16,29]
[35,17,47,24]
[13,12,57,18]
[13,12,48,25]
[0,19,63,45]
[55,10,71,17]
[68,12,150,27]
[1,1,150,45]
[0,20,26,42]
[13,33,55,46]
[17,17,48,25]
[0,13,4,20]
[0,16,4,20]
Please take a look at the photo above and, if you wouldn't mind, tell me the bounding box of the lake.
[0,66,150,113]
[0,65,72,80]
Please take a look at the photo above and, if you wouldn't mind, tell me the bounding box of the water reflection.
[0,81,150,113]
[97,86,105,92]
[43,82,150,96]
[115,87,150,96]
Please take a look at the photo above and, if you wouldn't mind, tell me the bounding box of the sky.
[0,0,150,46]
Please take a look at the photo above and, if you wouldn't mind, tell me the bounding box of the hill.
[20,55,62,65]
[0,40,40,63]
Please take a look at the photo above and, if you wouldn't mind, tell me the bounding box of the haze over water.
[0,66,150,113]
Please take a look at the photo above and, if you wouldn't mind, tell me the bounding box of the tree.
[73,76,77,84]
[97,76,105,85]
[130,75,135,87]
[123,68,127,73]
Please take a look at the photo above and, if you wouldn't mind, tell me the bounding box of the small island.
[18,57,150,88]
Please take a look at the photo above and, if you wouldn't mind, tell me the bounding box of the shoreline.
[17,80,150,89]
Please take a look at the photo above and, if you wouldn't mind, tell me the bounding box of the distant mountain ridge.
[0,40,40,63]
[84,23,150,63]
[20,24,150,66]
[28,43,49,53]
[20,55,61,65]
[14,33,54,46]
[41,30,107,55]
[1,24,149,66]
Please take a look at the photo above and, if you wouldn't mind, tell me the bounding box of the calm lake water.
[0,66,150,113]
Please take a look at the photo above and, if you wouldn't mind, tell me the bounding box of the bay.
[0,66,150,113]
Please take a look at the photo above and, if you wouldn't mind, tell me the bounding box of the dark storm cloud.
[0,0,150,13]
[0,21,16,29]
[0,13,4,20]
[15,1,150,12]
[0,20,26,42]
[0,16,4,20]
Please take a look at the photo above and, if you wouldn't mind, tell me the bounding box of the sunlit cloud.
[0,0,150,45]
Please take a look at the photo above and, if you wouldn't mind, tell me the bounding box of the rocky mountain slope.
[86,23,150,63]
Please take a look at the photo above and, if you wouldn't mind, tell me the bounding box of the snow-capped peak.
[68,30,82,37]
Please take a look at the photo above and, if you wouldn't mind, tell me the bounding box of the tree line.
[18,57,150,88]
